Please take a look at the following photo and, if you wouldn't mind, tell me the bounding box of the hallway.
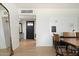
[20,39,36,48]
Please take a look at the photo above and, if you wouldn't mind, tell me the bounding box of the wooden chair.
[63,32,78,55]
[53,34,60,42]
[53,34,67,56]
[76,32,79,38]
[53,34,78,56]
[63,32,76,37]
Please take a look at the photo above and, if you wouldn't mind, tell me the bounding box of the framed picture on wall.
[51,26,56,32]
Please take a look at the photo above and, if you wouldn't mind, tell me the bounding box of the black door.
[26,21,34,39]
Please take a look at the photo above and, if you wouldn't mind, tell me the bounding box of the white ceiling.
[14,3,79,8]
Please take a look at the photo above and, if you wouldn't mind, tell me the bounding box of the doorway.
[19,15,36,48]
[26,21,34,40]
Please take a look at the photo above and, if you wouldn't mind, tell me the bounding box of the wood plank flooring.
[13,39,56,56]
[20,39,36,48]
[0,48,11,56]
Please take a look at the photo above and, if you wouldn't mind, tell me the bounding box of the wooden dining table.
[60,38,79,55]
[61,38,79,48]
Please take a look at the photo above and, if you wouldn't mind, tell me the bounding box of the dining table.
[60,37,79,55]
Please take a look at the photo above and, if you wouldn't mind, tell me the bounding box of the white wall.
[49,9,79,35]
[0,10,9,49]
[33,8,79,47]
[0,15,6,49]
[3,4,19,50]
[34,9,52,46]
[21,21,26,39]
[2,16,11,48]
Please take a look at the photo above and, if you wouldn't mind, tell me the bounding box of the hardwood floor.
[20,39,36,48]
[13,39,56,56]
[0,48,11,56]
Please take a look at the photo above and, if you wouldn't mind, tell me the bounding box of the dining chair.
[63,32,78,55]
[76,32,79,38]
[63,32,76,37]
[53,34,67,56]
[53,34,78,56]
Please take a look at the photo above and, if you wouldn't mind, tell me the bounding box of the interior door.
[26,21,34,39]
